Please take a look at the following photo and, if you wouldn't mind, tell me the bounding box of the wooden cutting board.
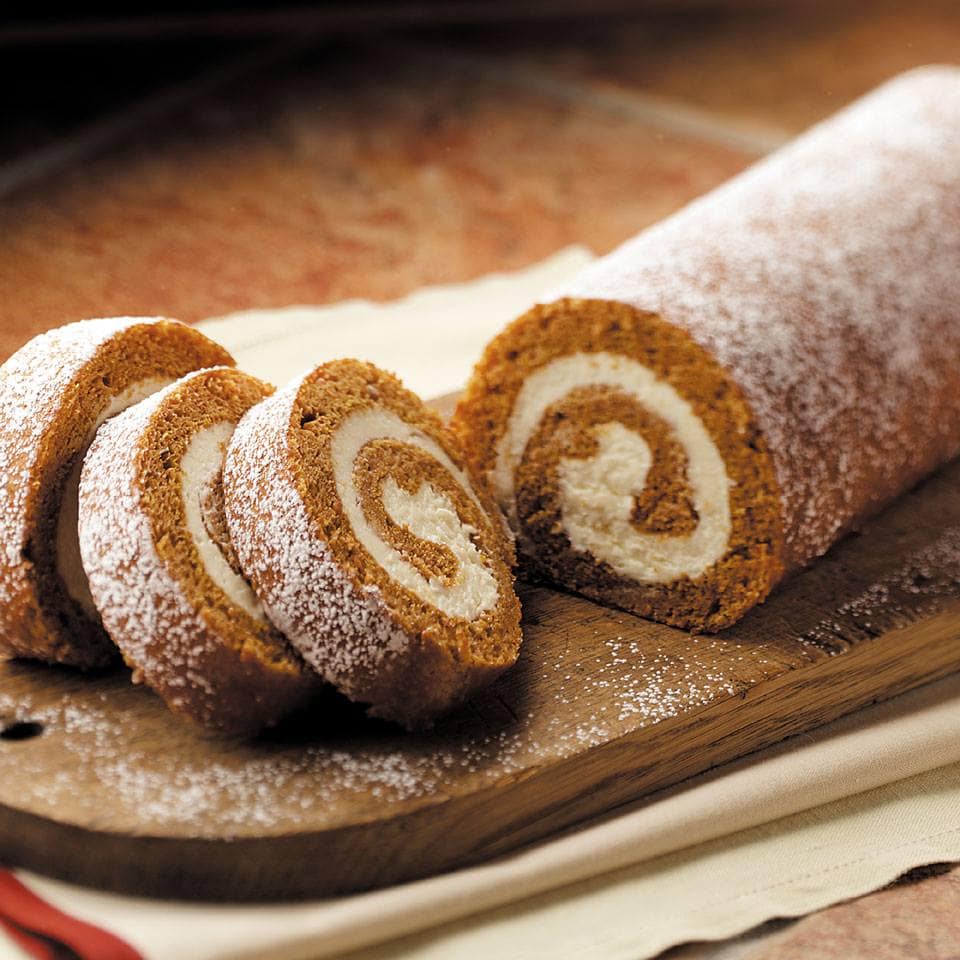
[2,455,960,901]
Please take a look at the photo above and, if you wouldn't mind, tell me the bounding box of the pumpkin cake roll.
[223,359,521,729]
[452,66,960,632]
[0,318,232,669]
[78,367,320,735]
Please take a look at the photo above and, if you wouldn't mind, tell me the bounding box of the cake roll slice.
[0,318,233,668]
[78,367,320,734]
[451,66,960,631]
[223,359,522,729]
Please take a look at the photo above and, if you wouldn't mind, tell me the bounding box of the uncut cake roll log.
[78,367,321,734]
[451,66,960,632]
[0,318,233,669]
[223,359,522,729]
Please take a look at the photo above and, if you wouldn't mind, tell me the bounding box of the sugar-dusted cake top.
[558,66,960,564]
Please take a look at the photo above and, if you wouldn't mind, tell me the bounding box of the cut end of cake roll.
[78,366,322,735]
[0,318,234,669]
[223,359,522,729]
[451,298,786,632]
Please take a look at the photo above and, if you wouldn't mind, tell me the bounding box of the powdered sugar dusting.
[76,368,315,732]
[558,66,960,568]
[803,523,960,651]
[78,384,218,703]
[0,318,166,611]
[223,376,410,699]
[0,620,759,832]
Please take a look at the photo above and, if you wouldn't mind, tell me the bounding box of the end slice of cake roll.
[451,66,960,632]
[78,367,321,735]
[223,359,522,729]
[0,318,233,668]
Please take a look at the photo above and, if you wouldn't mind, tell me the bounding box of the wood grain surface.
[2,450,960,901]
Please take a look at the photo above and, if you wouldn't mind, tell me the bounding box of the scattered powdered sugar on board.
[558,66,960,569]
[803,523,960,652]
[0,578,773,832]
[3,497,960,837]
[0,680,542,831]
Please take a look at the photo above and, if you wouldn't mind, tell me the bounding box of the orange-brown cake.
[223,359,521,729]
[78,367,321,734]
[451,66,960,632]
[0,318,233,669]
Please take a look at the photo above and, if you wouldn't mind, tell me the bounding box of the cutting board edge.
[3,603,958,901]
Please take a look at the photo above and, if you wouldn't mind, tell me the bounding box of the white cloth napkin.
[197,245,595,396]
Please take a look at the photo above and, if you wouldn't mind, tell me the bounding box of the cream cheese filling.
[58,378,173,616]
[493,352,732,583]
[181,421,266,622]
[331,407,498,620]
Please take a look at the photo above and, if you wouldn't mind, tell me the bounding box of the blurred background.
[2,0,959,360]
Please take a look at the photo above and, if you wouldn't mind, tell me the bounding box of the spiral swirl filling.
[331,408,499,620]
[494,352,732,583]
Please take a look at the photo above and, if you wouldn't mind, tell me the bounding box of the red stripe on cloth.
[0,916,56,960]
[0,870,143,960]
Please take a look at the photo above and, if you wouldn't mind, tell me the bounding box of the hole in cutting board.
[0,720,44,741]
